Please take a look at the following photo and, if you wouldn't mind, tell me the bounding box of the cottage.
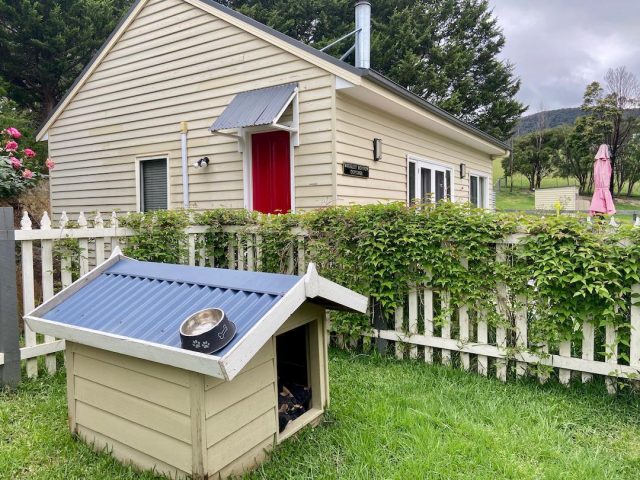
[25,249,367,479]
[37,0,508,217]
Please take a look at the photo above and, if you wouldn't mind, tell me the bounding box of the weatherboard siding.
[204,340,277,475]
[47,0,335,217]
[68,343,195,479]
[335,94,494,206]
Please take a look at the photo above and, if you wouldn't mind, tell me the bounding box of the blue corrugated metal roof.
[211,83,297,131]
[42,259,301,356]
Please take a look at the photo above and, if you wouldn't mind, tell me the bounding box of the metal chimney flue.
[355,0,371,69]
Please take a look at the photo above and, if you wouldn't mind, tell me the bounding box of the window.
[139,158,168,212]
[407,157,452,204]
[469,174,487,208]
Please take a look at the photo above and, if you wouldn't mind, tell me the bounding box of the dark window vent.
[140,158,168,212]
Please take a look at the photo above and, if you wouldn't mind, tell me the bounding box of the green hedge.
[118,203,640,353]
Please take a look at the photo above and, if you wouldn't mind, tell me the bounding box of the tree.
[220,0,526,139]
[623,133,640,196]
[581,67,640,195]
[554,119,601,195]
[504,128,560,191]
[0,0,130,121]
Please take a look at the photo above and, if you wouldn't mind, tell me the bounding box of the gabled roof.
[36,0,508,153]
[25,250,368,381]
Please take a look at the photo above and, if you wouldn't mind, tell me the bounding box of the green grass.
[493,159,640,218]
[2,351,640,480]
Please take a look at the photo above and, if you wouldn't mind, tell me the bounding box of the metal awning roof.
[211,83,297,132]
[25,250,367,380]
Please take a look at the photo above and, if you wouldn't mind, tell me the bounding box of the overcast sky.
[489,0,640,114]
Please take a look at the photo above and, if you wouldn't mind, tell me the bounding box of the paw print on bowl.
[192,340,201,349]
[202,341,211,350]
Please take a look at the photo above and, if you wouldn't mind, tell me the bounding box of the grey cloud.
[489,0,640,113]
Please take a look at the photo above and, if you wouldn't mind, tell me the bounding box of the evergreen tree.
[0,0,130,121]
[221,0,525,139]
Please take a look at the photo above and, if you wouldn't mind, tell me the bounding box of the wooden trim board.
[25,316,226,378]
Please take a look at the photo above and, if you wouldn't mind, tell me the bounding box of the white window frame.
[469,172,489,209]
[135,154,171,213]
[241,126,296,214]
[406,155,455,204]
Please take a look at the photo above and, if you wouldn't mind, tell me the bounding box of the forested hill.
[517,107,640,135]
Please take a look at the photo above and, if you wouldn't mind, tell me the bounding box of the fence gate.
[0,208,20,388]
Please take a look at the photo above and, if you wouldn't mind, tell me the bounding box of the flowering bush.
[0,127,53,198]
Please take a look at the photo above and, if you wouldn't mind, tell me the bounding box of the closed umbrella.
[589,144,616,215]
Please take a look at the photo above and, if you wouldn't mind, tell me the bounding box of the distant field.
[492,159,640,218]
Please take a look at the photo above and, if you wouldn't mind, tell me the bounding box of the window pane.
[141,159,168,212]
[470,176,478,206]
[479,177,486,208]
[445,170,451,200]
[408,162,416,204]
[421,168,431,203]
[435,171,445,202]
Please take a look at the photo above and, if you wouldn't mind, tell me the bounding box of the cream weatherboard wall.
[46,0,335,217]
[335,94,494,205]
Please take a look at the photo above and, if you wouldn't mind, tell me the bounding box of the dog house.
[25,249,367,479]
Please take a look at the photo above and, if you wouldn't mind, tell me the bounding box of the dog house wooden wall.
[26,252,366,479]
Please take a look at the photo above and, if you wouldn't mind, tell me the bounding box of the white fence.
[378,236,640,394]
[5,210,308,380]
[3,210,640,393]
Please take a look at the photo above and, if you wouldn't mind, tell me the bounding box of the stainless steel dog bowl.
[179,308,236,354]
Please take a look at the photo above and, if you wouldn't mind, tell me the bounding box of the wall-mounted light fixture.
[459,163,466,179]
[373,138,382,161]
[193,157,210,169]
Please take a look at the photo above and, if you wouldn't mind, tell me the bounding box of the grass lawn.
[493,158,640,216]
[2,351,640,480]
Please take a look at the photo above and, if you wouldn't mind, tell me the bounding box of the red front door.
[251,131,291,214]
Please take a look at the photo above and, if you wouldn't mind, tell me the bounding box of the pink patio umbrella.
[589,144,616,215]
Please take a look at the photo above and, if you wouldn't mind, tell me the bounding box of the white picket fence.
[377,235,640,394]
[5,210,640,393]
[8,210,308,380]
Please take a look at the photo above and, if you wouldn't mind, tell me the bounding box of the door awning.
[210,83,299,143]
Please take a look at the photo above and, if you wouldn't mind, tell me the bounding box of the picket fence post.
[40,212,56,373]
[0,208,20,388]
[20,211,37,378]
[77,212,89,276]
[59,212,73,289]
[423,284,434,364]
[495,243,508,382]
[631,285,640,373]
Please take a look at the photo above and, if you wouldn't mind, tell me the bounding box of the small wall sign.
[343,163,370,178]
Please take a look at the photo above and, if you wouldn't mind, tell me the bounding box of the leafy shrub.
[120,203,639,352]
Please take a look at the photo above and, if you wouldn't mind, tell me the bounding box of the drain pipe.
[180,121,189,209]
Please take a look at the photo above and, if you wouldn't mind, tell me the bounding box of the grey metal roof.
[37,0,509,153]
[211,83,297,131]
[41,258,300,356]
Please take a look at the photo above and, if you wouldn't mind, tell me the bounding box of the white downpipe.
[355,0,371,69]
[180,122,189,209]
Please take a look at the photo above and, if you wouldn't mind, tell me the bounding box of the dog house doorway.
[275,318,326,441]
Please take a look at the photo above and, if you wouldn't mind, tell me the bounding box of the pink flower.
[22,169,33,179]
[6,127,22,139]
[9,157,21,169]
[24,148,36,158]
[45,158,55,170]
[5,141,18,152]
